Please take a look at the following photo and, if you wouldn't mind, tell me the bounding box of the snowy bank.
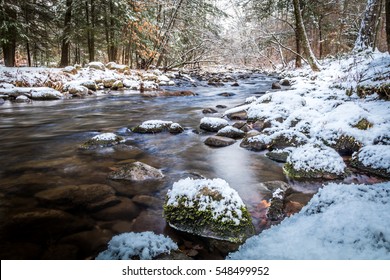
[228,182,390,259]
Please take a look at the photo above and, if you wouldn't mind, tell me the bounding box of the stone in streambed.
[204,136,236,147]
[107,161,164,181]
[91,197,140,221]
[80,133,124,150]
[35,184,119,211]
[216,126,245,139]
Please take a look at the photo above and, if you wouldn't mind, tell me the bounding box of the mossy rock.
[163,178,254,243]
[266,151,290,163]
[326,135,362,156]
[79,133,124,150]
[353,118,373,130]
[283,162,344,180]
[269,134,307,150]
[132,120,173,133]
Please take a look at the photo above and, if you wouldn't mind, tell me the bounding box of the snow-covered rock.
[88,61,105,70]
[163,178,254,242]
[62,66,77,74]
[204,135,236,147]
[123,79,140,90]
[96,231,178,260]
[79,132,124,150]
[132,120,174,133]
[169,123,184,134]
[217,126,245,139]
[15,95,30,103]
[228,182,390,259]
[29,87,63,100]
[283,144,346,179]
[68,85,89,97]
[351,145,390,178]
[200,117,229,132]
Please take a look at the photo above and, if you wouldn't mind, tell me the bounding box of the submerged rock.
[204,136,236,147]
[80,133,124,150]
[108,161,164,181]
[163,178,254,243]
[35,184,119,211]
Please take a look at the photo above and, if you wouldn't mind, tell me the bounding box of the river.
[0,72,299,259]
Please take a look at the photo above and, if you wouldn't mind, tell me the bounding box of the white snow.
[217,125,243,134]
[92,132,119,141]
[139,120,173,129]
[96,231,178,260]
[287,144,346,175]
[166,178,246,225]
[228,181,390,259]
[200,117,229,129]
[353,145,390,172]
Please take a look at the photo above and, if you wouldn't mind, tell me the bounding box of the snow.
[217,125,243,134]
[353,145,390,172]
[139,120,173,129]
[166,178,246,225]
[200,117,229,129]
[287,144,346,175]
[228,181,390,259]
[95,231,178,260]
[92,132,119,141]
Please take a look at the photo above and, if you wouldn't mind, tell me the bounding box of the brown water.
[0,73,294,259]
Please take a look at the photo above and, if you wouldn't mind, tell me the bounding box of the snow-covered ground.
[228,181,390,259]
[227,50,390,259]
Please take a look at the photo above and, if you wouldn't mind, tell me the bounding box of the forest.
[0,0,390,263]
[1,0,389,70]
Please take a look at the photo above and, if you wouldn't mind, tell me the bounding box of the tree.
[59,0,73,67]
[386,0,390,51]
[354,0,382,51]
[292,0,320,71]
[0,0,21,66]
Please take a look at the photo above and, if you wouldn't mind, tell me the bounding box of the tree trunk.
[2,42,16,67]
[86,0,95,62]
[59,0,73,67]
[354,0,381,51]
[386,0,390,52]
[292,0,320,71]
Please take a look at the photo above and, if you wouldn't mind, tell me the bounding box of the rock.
[164,178,254,243]
[0,98,5,105]
[140,81,159,91]
[106,62,129,72]
[5,209,92,240]
[88,61,105,70]
[266,150,290,163]
[216,126,245,139]
[15,95,30,103]
[158,90,196,97]
[218,92,235,97]
[68,85,89,97]
[200,117,229,132]
[251,119,272,132]
[271,82,281,89]
[103,78,116,88]
[132,195,162,209]
[169,123,184,134]
[142,73,158,82]
[326,135,362,156]
[64,80,97,91]
[280,79,291,86]
[92,197,141,221]
[128,210,167,233]
[108,161,164,181]
[216,105,227,109]
[231,82,240,86]
[226,110,247,120]
[202,108,218,114]
[255,181,291,200]
[111,80,124,90]
[283,144,346,179]
[208,79,224,86]
[63,66,77,74]
[41,244,79,260]
[60,228,113,258]
[204,136,236,147]
[266,189,285,221]
[350,145,390,178]
[35,184,119,211]
[29,87,63,100]
[240,134,268,151]
[95,231,178,260]
[233,121,252,132]
[123,79,140,90]
[157,75,174,86]
[132,120,173,133]
[268,131,308,150]
[79,133,124,150]
[353,118,373,130]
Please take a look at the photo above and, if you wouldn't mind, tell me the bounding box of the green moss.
[79,136,124,150]
[353,118,373,130]
[163,196,254,243]
[283,163,344,180]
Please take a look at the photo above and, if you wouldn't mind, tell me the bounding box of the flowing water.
[0,73,299,259]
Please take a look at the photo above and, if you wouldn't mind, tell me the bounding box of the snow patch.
[353,145,390,172]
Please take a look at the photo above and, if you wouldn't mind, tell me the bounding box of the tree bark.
[292,0,320,71]
[354,0,381,51]
[59,0,73,67]
[386,0,390,52]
